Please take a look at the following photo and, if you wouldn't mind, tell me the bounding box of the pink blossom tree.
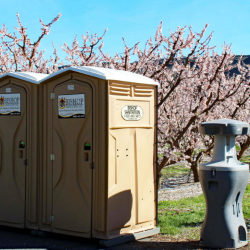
[106,23,250,182]
[0,13,107,74]
[0,13,63,73]
[60,28,107,67]
[1,14,250,182]
[220,58,250,160]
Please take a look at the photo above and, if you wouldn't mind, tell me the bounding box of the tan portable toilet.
[38,66,159,241]
[0,72,47,230]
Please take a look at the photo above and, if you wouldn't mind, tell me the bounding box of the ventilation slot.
[134,85,153,97]
[109,83,131,96]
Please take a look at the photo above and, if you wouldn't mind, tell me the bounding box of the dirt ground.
[0,226,250,250]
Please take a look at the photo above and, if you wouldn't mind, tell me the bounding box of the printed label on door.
[121,105,143,121]
[0,93,21,115]
[58,94,85,118]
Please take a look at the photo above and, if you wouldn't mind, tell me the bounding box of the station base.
[200,240,248,249]
[99,227,160,247]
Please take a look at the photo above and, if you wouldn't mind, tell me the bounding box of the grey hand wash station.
[199,119,249,249]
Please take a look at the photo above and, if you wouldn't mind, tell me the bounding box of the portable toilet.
[0,72,47,230]
[38,66,159,241]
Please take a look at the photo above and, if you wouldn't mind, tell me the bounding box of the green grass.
[236,144,241,152]
[160,164,190,178]
[243,185,250,224]
[240,155,250,163]
[158,195,206,240]
[158,184,250,240]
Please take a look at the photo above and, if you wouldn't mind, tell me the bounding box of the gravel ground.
[158,173,203,201]
[158,182,203,202]
[158,168,250,202]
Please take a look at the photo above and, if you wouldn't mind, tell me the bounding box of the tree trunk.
[158,156,177,175]
[158,156,168,175]
[191,163,199,182]
[238,137,250,160]
[158,174,162,190]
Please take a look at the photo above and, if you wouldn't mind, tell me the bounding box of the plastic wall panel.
[107,81,157,239]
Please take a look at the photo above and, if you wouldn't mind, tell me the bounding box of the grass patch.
[240,155,250,163]
[236,144,241,152]
[158,195,205,240]
[158,184,250,240]
[243,185,250,220]
[161,164,190,178]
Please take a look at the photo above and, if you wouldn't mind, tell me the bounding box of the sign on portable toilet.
[0,72,47,229]
[38,66,160,243]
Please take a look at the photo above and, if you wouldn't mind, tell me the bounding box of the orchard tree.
[60,28,107,67]
[220,58,250,160]
[1,14,250,182]
[0,13,63,73]
[106,23,250,182]
[156,46,249,181]
[0,13,106,73]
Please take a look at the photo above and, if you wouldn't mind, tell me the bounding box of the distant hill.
[158,55,250,77]
[228,55,250,76]
[57,55,250,77]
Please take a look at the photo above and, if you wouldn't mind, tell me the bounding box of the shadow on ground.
[0,226,249,250]
[0,226,202,250]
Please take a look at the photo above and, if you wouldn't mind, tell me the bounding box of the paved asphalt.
[0,225,205,250]
[0,226,107,250]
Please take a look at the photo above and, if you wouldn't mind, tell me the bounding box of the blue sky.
[0,0,250,60]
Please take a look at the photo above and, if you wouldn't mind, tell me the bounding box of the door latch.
[50,215,54,222]
[50,154,55,161]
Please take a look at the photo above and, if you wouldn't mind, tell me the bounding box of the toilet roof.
[41,66,159,85]
[0,67,159,85]
[0,72,48,84]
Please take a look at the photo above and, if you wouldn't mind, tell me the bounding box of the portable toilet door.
[0,72,47,229]
[39,69,94,237]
